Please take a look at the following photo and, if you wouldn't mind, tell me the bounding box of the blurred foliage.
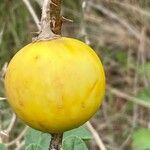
[0,144,8,150]
[137,88,150,102]
[132,128,150,150]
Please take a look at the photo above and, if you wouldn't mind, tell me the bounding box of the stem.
[35,0,62,41]
[50,0,62,35]
[49,133,63,150]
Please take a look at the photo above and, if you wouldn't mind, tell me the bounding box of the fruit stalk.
[49,133,63,150]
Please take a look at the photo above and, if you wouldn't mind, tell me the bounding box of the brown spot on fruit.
[81,102,86,108]
[18,100,24,107]
[39,122,43,127]
[34,56,39,60]
[38,122,46,129]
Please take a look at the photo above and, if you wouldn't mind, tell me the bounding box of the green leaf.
[25,144,42,150]
[0,144,8,150]
[132,128,150,150]
[25,128,51,150]
[63,136,88,150]
[137,89,150,102]
[64,126,92,141]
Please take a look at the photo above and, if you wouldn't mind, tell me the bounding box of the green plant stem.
[49,133,63,150]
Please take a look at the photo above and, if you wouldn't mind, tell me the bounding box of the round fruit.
[5,37,105,133]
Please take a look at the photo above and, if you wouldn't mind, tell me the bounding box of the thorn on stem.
[62,16,73,23]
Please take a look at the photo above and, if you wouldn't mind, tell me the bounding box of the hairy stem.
[49,133,63,150]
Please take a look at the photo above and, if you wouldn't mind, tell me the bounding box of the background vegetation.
[0,0,150,149]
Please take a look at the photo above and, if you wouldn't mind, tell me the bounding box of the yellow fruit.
[5,37,105,133]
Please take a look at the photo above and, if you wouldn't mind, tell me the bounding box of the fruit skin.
[5,37,105,133]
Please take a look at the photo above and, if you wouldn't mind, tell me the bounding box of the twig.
[0,24,5,46]
[109,87,150,108]
[22,0,41,30]
[87,2,148,42]
[132,42,139,128]
[0,130,9,144]
[119,134,132,150]
[81,0,90,45]
[139,28,149,87]
[15,141,25,150]
[112,1,150,18]
[6,126,28,147]
[49,133,63,150]
[0,62,8,80]
[0,97,6,101]
[35,0,43,6]
[86,122,107,150]
[5,114,16,135]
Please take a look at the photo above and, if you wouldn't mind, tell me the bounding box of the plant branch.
[88,2,139,39]
[5,113,16,135]
[0,97,6,100]
[15,141,25,150]
[86,122,107,150]
[6,126,28,147]
[81,0,90,45]
[0,62,8,80]
[112,1,150,18]
[50,0,62,35]
[108,86,150,108]
[49,133,63,150]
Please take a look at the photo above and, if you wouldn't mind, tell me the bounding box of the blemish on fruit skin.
[82,80,98,108]
[81,102,86,108]
[38,122,49,132]
[18,100,24,107]
[90,80,98,93]
[38,122,45,128]
[34,56,39,60]
[57,95,64,109]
